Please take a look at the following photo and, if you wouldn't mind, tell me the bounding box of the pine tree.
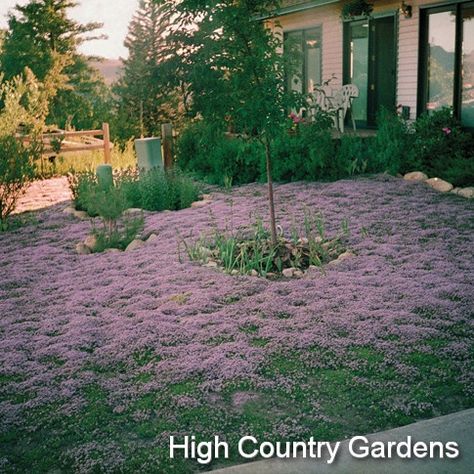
[114,0,174,139]
[0,0,111,130]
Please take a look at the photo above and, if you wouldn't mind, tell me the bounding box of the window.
[284,27,322,94]
[419,1,474,128]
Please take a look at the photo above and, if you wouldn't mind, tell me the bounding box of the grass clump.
[182,213,350,278]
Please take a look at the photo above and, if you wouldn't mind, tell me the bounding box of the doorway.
[344,15,397,127]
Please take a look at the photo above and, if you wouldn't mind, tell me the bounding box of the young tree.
[114,0,175,140]
[0,0,110,129]
[156,0,302,245]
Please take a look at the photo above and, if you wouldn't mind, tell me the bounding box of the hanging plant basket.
[341,0,374,19]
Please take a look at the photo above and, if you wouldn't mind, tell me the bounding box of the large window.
[284,27,322,94]
[420,1,474,128]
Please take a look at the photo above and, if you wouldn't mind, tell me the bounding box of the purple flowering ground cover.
[1,175,473,473]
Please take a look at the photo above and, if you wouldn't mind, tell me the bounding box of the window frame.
[283,25,323,95]
[418,1,474,130]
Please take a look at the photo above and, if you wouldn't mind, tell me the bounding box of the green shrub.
[336,135,370,176]
[368,108,408,175]
[0,136,35,230]
[70,167,201,216]
[407,108,474,186]
[176,121,264,185]
[68,170,98,213]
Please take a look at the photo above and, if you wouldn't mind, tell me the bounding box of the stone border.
[403,172,473,198]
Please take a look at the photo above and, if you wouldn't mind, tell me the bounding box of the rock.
[62,206,76,215]
[328,251,355,266]
[201,194,212,201]
[425,177,453,193]
[204,260,218,268]
[230,269,239,276]
[293,270,304,278]
[75,243,91,255]
[191,200,211,209]
[125,239,145,252]
[282,268,296,278]
[249,269,259,277]
[451,187,462,195]
[124,208,143,216]
[404,171,428,182]
[104,248,121,254]
[457,187,474,199]
[73,210,89,219]
[337,250,355,261]
[147,233,158,243]
[83,234,97,250]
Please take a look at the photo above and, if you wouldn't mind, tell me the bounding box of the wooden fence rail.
[19,122,112,164]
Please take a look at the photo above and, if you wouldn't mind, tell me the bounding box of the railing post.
[161,123,173,170]
[102,122,111,164]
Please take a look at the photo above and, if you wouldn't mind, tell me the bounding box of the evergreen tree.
[114,0,174,140]
[0,0,111,130]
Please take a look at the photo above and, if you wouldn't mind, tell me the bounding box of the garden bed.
[0,175,473,472]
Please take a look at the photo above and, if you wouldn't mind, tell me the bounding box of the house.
[267,0,474,130]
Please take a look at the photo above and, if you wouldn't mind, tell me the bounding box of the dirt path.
[15,177,72,214]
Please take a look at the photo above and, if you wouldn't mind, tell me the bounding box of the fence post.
[102,122,111,164]
[161,123,173,170]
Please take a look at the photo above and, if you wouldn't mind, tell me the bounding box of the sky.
[0,0,139,59]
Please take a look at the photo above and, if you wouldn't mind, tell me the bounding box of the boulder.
[83,235,97,250]
[337,250,355,261]
[125,239,145,252]
[457,187,474,199]
[282,267,296,278]
[191,200,211,209]
[230,269,239,276]
[425,177,453,193]
[328,251,355,265]
[62,206,76,215]
[73,210,89,220]
[75,243,91,255]
[147,233,159,243]
[404,171,428,182]
[249,269,259,277]
[124,208,143,216]
[204,260,218,268]
[201,194,212,201]
[293,270,304,278]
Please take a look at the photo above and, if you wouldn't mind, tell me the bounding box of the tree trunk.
[264,135,278,246]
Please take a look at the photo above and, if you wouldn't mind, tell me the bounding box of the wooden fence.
[18,122,112,165]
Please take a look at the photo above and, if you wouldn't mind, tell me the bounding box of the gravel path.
[14,176,72,214]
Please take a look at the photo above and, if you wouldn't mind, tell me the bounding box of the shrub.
[336,135,370,176]
[407,108,474,186]
[176,121,264,185]
[0,136,35,230]
[368,108,408,175]
[69,167,201,216]
[68,170,98,213]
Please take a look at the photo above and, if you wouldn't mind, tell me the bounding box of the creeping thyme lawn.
[1,175,473,472]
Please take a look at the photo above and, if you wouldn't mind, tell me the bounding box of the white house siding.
[278,0,451,120]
